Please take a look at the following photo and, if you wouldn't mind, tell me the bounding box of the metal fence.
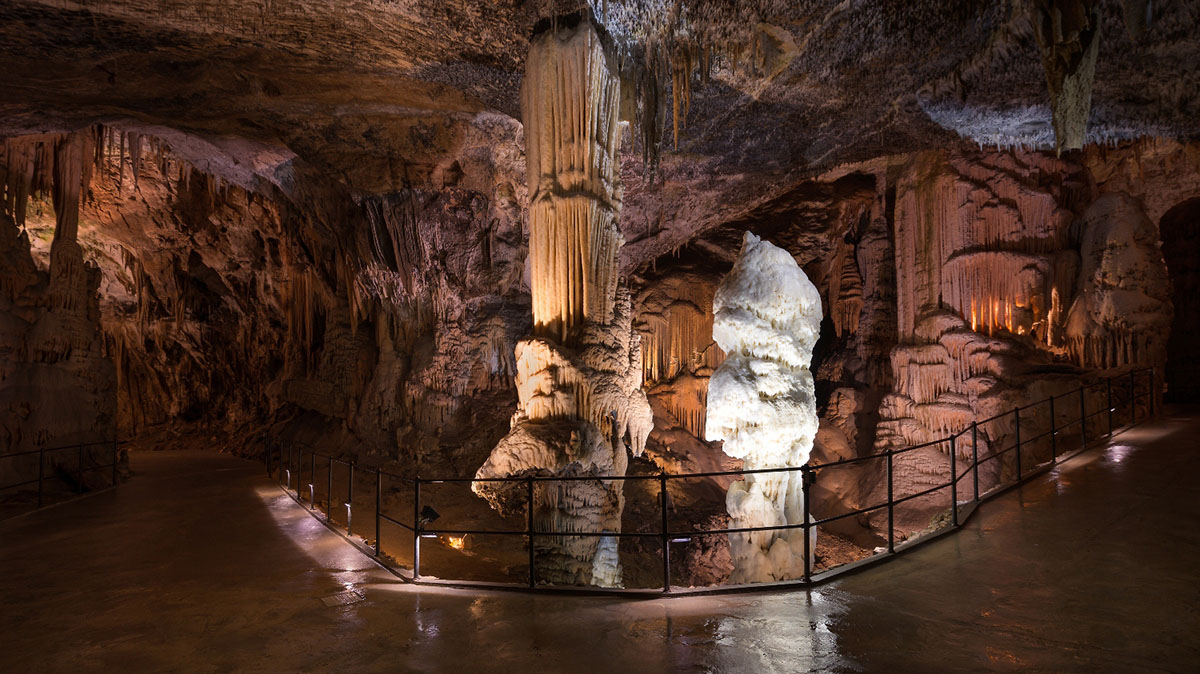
[0,439,124,514]
[268,366,1157,595]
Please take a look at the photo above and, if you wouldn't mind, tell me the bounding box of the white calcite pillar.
[706,232,822,583]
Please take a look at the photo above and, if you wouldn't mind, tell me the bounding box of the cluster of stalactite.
[1066,329,1155,370]
[524,19,624,343]
[893,158,1075,341]
[637,287,723,439]
[640,298,723,384]
[940,251,1077,341]
[585,2,792,177]
[830,244,864,337]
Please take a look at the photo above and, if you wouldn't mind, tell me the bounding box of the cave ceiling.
[0,0,1196,269]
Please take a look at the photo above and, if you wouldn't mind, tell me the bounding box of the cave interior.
[0,0,1198,591]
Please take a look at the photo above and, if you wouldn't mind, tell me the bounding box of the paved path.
[1,411,1197,673]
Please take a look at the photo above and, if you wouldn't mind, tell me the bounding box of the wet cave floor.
[1,409,1197,673]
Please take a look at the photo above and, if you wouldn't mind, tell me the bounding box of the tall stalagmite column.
[473,15,653,588]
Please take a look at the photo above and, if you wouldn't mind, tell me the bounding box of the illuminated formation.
[875,152,1169,512]
[878,154,1080,475]
[637,277,724,439]
[523,18,623,344]
[705,232,822,583]
[473,16,652,588]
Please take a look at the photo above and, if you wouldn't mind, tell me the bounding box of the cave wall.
[630,140,1197,539]
[3,118,1196,511]
[1,116,530,477]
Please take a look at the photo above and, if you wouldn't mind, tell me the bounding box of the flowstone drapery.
[705,232,822,583]
[472,16,652,588]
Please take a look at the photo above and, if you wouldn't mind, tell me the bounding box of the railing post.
[801,465,812,582]
[374,468,382,556]
[526,476,536,588]
[309,451,316,509]
[37,448,44,508]
[77,444,84,493]
[971,422,979,502]
[413,476,422,579]
[1014,408,1022,481]
[886,449,895,553]
[1107,376,1114,436]
[347,463,354,534]
[1130,369,1136,424]
[1079,386,1087,447]
[949,435,958,527]
[1049,395,1057,463]
[660,473,670,593]
[1149,368,1156,417]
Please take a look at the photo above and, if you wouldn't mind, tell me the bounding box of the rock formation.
[1032,0,1101,153]
[705,232,822,583]
[0,131,115,470]
[472,16,652,588]
[1065,193,1172,369]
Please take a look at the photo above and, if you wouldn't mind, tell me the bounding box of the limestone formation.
[1065,193,1172,369]
[473,16,652,588]
[705,232,822,583]
[1032,0,1101,153]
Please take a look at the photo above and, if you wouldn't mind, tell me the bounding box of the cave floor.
[1,410,1198,673]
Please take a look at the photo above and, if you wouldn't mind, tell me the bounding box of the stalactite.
[1032,0,1101,153]
[523,20,624,344]
[831,245,863,337]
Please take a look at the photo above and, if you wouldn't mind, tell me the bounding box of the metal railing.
[0,439,125,513]
[268,366,1158,595]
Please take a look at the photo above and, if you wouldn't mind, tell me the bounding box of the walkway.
[1,411,1197,673]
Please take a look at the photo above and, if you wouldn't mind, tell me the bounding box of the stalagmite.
[473,15,652,588]
[705,232,821,583]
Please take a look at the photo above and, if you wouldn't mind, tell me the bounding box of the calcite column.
[705,232,823,583]
[473,16,652,588]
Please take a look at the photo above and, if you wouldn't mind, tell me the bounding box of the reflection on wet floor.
[2,411,1199,673]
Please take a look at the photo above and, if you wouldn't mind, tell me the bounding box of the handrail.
[267,366,1157,595]
[0,438,125,514]
[0,439,126,461]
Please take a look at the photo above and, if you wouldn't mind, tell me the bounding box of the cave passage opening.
[1160,197,1200,402]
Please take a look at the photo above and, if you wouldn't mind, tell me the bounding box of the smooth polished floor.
[1,411,1197,673]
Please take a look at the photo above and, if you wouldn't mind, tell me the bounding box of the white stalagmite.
[473,16,652,588]
[705,232,822,583]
